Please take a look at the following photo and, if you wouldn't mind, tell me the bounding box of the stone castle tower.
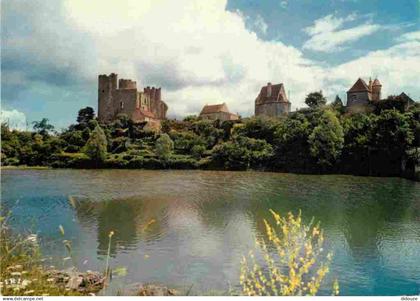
[98,73,118,123]
[255,82,291,118]
[98,73,168,127]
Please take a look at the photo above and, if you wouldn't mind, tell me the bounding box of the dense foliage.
[1,98,419,178]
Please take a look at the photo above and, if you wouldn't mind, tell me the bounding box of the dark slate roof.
[399,92,415,104]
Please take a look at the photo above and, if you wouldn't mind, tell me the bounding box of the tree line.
[1,93,419,179]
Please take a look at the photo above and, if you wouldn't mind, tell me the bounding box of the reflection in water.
[74,197,168,256]
[1,169,420,295]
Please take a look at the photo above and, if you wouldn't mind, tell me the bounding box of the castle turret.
[372,78,382,101]
[118,79,137,90]
[98,73,118,123]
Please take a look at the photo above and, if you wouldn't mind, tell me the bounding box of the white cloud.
[59,0,324,115]
[1,109,28,131]
[303,14,380,52]
[253,14,268,35]
[398,30,420,42]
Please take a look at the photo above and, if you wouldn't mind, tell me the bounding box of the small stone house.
[199,103,239,121]
[255,82,291,118]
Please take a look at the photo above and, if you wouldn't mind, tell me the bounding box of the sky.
[1,0,419,130]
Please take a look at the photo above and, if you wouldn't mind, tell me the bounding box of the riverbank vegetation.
[0,210,101,296]
[240,210,338,296]
[1,93,419,179]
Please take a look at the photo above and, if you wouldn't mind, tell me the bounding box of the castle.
[347,77,382,108]
[98,73,168,127]
[255,82,291,118]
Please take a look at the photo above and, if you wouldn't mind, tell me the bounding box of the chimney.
[267,82,272,97]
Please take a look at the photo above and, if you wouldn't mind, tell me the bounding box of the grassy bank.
[1,165,51,170]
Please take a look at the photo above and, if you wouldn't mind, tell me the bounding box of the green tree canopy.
[372,109,414,155]
[77,107,95,126]
[308,109,344,168]
[305,91,327,109]
[274,113,311,170]
[32,118,54,135]
[212,136,273,170]
[235,117,279,144]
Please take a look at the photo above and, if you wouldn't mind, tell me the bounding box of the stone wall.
[119,79,137,90]
[347,91,370,107]
[200,111,238,121]
[112,89,138,118]
[255,102,290,118]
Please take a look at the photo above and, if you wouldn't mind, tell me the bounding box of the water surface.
[1,169,419,295]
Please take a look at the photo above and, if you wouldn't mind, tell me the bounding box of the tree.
[308,109,344,169]
[235,117,280,144]
[83,125,108,165]
[77,107,95,126]
[155,133,174,161]
[192,119,223,148]
[32,118,54,135]
[212,136,273,170]
[372,109,413,152]
[341,113,375,174]
[332,95,344,113]
[333,95,343,106]
[274,113,312,171]
[305,91,327,109]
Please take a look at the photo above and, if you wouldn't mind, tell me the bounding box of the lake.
[1,169,419,295]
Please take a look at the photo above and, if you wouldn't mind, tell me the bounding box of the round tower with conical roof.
[372,78,382,101]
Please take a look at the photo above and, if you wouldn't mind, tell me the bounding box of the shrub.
[142,158,164,169]
[240,210,338,296]
[155,134,174,161]
[50,152,90,168]
[103,155,129,168]
[128,156,144,168]
[3,157,20,166]
[191,144,206,159]
[167,155,198,169]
